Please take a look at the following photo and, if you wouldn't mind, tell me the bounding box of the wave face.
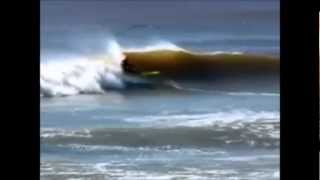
[124,49,279,80]
[40,41,279,97]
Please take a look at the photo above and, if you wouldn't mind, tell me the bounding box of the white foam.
[124,109,279,127]
[123,41,185,52]
[58,144,134,152]
[215,154,279,162]
[123,41,244,57]
[57,144,227,156]
[226,91,280,97]
[41,128,92,138]
[207,51,244,55]
[40,41,126,97]
[273,171,280,178]
[41,161,278,180]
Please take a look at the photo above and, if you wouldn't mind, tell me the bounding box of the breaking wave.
[40,40,279,97]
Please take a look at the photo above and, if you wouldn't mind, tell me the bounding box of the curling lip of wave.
[122,41,245,56]
[121,41,243,54]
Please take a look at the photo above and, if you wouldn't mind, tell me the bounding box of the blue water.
[41,0,279,58]
[40,0,279,179]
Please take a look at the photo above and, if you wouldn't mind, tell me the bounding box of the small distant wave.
[41,109,279,148]
[41,128,92,138]
[54,144,228,157]
[226,91,280,97]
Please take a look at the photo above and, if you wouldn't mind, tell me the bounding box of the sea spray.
[40,40,126,97]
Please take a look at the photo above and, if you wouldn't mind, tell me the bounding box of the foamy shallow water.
[41,146,279,180]
[41,151,279,180]
[41,92,279,180]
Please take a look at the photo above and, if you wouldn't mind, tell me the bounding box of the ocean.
[40,0,280,179]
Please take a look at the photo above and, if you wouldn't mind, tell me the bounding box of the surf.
[40,40,279,97]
